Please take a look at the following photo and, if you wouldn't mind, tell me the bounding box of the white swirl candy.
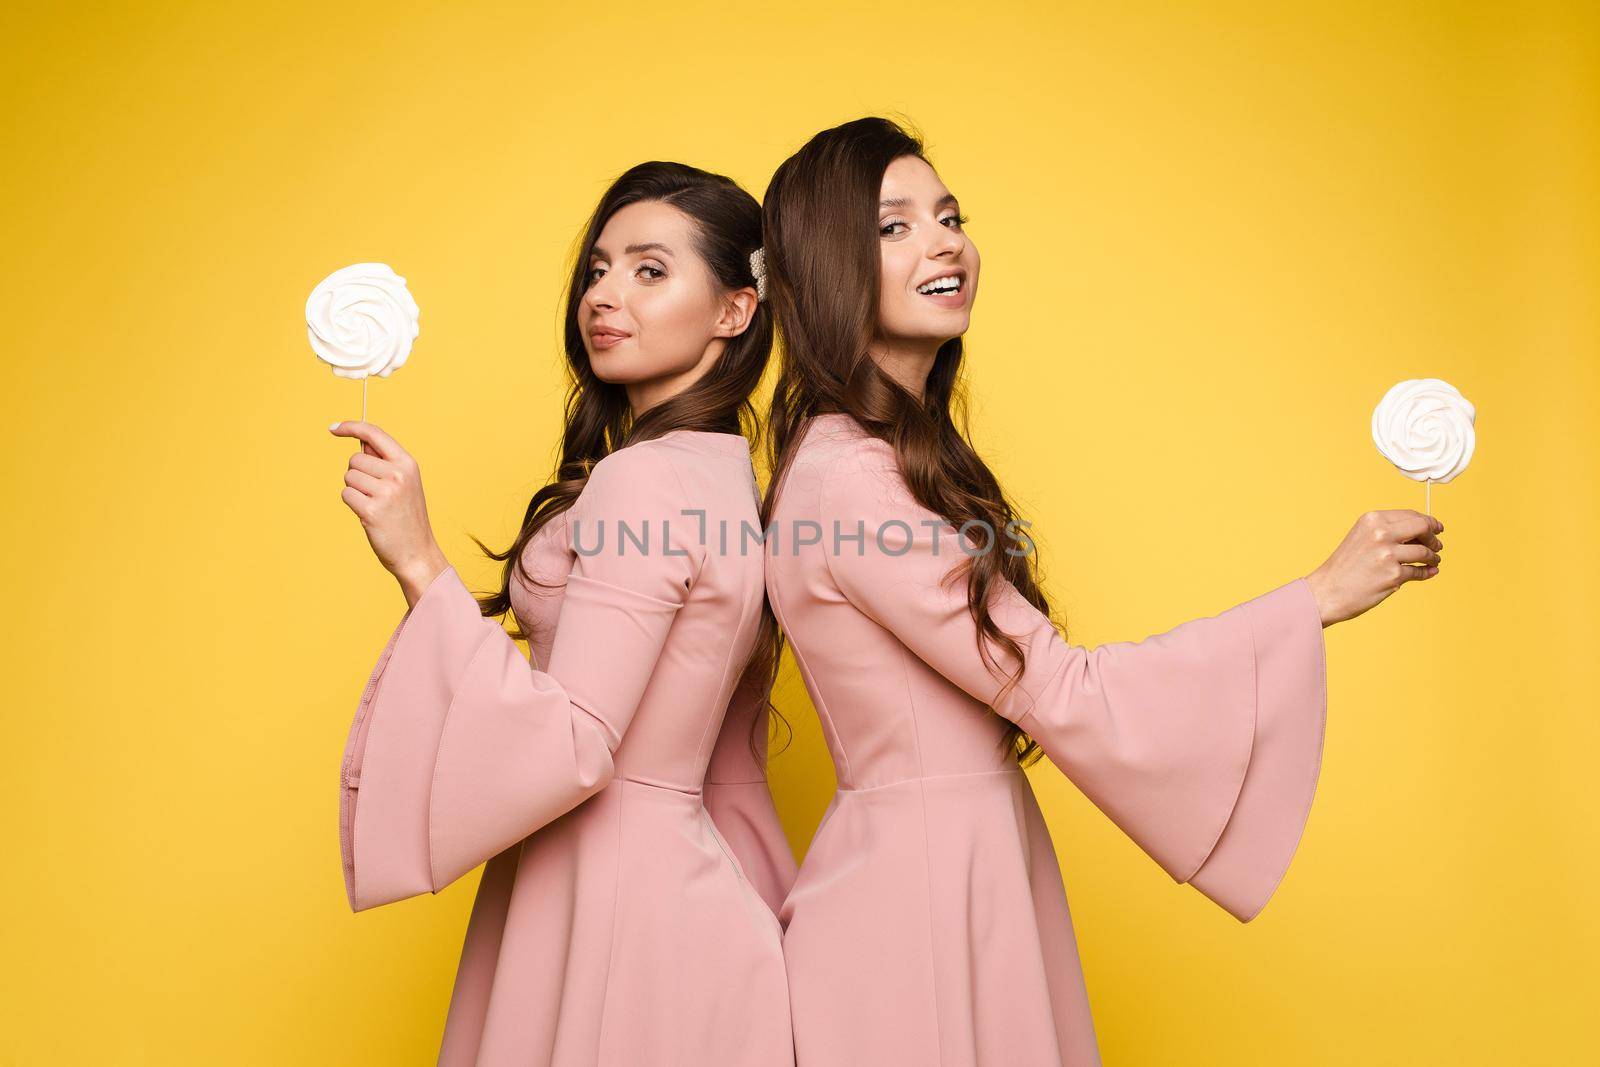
[306,262,420,379]
[1371,377,1476,483]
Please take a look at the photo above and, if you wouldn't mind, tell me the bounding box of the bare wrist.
[1299,568,1325,628]
[397,546,449,608]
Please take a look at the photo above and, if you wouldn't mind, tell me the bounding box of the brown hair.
[759,116,1066,766]
[471,160,783,758]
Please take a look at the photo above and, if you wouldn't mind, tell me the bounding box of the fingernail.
[328,421,340,431]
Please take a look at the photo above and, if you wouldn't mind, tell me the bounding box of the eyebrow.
[590,242,676,260]
[879,194,959,211]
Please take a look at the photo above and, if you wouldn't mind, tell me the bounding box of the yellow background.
[3,1,1595,1063]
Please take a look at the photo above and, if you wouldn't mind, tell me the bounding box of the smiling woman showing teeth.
[755,117,1444,1067]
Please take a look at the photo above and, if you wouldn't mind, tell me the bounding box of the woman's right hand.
[328,419,451,607]
[1304,510,1444,627]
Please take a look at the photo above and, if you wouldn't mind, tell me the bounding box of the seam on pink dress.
[699,802,754,890]
[594,777,626,1059]
[891,583,948,1057]
[569,690,622,752]
[768,576,850,789]
[813,442,880,787]
[618,774,701,796]
[767,443,850,787]
[1239,577,1328,919]
[518,507,574,673]
[689,588,754,777]
[640,437,711,581]
[836,766,1024,792]
[821,438,951,1059]
[898,570,949,1059]
[697,454,771,780]
[341,601,417,910]
[1183,613,1261,887]
[687,455,769,791]
[913,772,947,1063]
[562,572,683,611]
[424,624,500,891]
[551,443,699,1052]
[1012,645,1074,724]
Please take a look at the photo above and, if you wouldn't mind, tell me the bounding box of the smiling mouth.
[916,275,963,296]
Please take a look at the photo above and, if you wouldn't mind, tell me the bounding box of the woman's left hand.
[328,420,450,606]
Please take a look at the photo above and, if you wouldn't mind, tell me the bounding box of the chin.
[587,353,641,383]
[916,318,971,343]
[591,352,700,385]
[893,308,971,339]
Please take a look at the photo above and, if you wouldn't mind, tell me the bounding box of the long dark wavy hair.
[469,160,784,758]
[759,117,1067,767]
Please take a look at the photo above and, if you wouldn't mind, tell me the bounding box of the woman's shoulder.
[810,432,915,522]
[590,430,753,478]
[810,420,898,476]
[575,439,690,510]
[589,434,759,520]
[796,414,896,476]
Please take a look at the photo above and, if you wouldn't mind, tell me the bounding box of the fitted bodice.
[509,506,574,672]
[765,414,1013,790]
[505,431,767,790]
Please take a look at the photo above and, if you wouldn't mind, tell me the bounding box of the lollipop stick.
[362,377,368,423]
[1425,479,1432,517]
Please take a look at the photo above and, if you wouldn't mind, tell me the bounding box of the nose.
[584,274,619,313]
[926,221,963,259]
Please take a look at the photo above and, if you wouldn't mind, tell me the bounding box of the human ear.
[713,287,758,339]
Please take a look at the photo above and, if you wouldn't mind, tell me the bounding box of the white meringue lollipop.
[1371,377,1476,515]
[307,262,420,420]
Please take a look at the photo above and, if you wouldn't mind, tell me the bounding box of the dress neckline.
[803,411,867,437]
[656,428,752,454]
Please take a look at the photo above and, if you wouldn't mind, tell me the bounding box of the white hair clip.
[749,247,768,302]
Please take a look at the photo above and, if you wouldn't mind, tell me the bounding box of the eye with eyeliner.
[585,262,666,284]
[880,213,967,238]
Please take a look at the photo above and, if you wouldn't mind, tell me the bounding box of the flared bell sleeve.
[703,665,798,917]
[339,446,703,913]
[818,444,1327,922]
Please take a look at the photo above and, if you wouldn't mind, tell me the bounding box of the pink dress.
[338,430,798,1066]
[765,413,1327,1066]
